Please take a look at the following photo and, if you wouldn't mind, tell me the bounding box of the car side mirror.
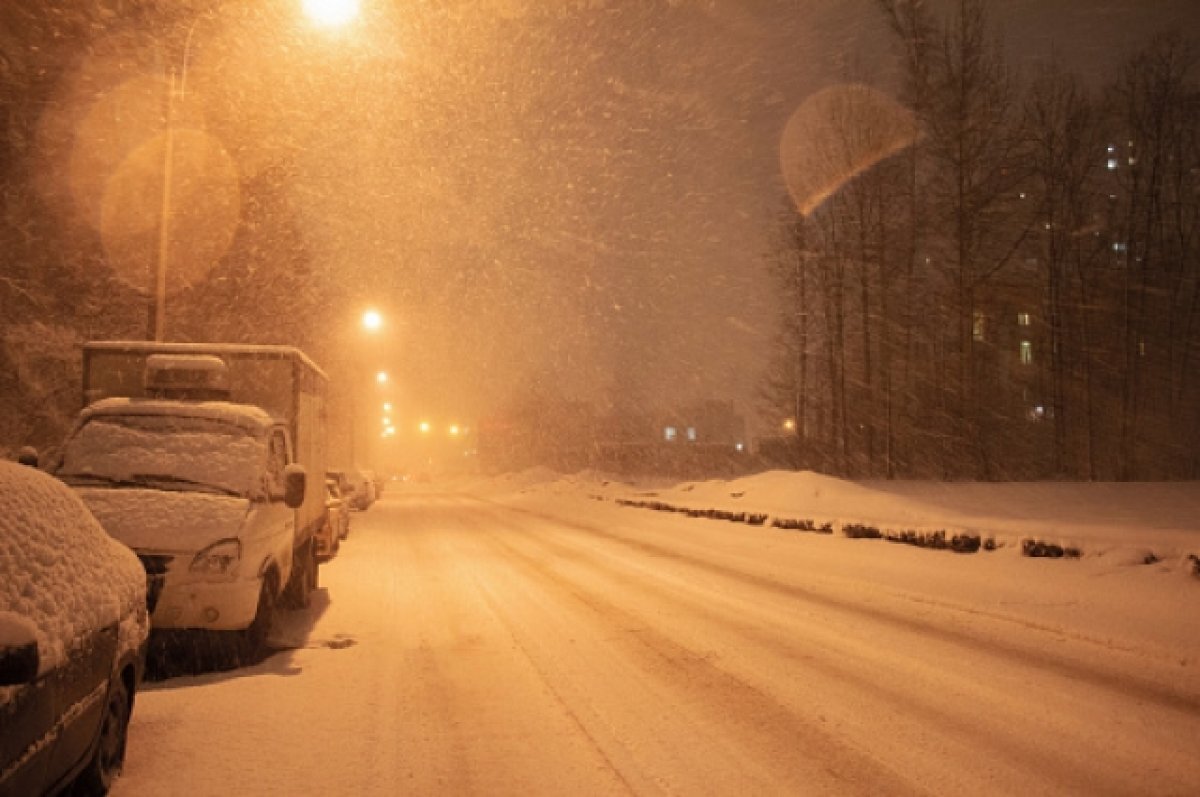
[283,465,307,509]
[0,614,39,686]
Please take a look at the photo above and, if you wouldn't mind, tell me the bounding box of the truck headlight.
[191,538,242,578]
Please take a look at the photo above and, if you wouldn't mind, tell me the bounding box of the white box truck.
[53,341,328,655]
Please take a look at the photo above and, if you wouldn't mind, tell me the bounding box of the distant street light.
[349,307,384,467]
[419,421,431,434]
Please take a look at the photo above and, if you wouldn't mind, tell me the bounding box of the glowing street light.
[383,402,392,413]
[302,0,361,28]
[418,421,431,434]
[149,4,360,341]
[448,424,460,437]
[782,418,797,432]
[376,370,388,385]
[362,309,383,332]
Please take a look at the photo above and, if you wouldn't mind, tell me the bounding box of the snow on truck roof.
[80,397,278,430]
[84,340,327,380]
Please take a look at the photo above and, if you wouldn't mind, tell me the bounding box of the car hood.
[75,487,251,552]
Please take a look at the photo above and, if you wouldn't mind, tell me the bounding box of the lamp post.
[148,18,202,342]
[349,309,386,468]
[148,0,361,341]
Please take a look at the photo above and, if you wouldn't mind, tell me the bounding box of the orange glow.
[302,0,360,28]
[362,309,383,331]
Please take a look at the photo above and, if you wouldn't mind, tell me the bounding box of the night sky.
[41,0,1200,433]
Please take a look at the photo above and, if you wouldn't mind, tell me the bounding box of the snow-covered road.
[113,481,1200,795]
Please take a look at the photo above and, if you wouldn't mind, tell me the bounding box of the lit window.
[972,311,986,341]
[686,427,697,442]
[1107,158,1119,170]
[1113,242,1128,253]
[1020,341,1033,365]
[1107,144,1116,153]
[664,426,677,442]
[1017,312,1031,326]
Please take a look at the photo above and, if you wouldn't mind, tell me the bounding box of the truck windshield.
[58,415,265,499]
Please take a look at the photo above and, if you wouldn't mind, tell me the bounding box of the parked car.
[0,461,149,797]
[315,479,350,563]
[326,469,355,505]
[345,468,372,511]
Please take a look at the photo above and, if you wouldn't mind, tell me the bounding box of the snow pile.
[530,469,1200,569]
[60,413,266,497]
[479,467,564,493]
[0,462,147,675]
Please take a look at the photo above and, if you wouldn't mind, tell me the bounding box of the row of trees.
[1,2,335,454]
[764,0,1199,480]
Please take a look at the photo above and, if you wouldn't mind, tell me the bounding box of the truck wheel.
[281,541,314,609]
[241,576,276,661]
[73,672,131,795]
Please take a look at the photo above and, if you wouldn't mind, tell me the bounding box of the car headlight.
[191,538,242,578]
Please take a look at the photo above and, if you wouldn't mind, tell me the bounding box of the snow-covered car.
[348,469,375,510]
[315,479,349,563]
[326,478,351,541]
[0,461,149,797]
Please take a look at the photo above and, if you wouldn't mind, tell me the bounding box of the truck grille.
[137,554,174,614]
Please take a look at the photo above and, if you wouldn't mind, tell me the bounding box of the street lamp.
[303,0,361,28]
[148,1,361,341]
[347,306,383,468]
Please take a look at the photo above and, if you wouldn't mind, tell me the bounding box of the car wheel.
[74,673,132,796]
[240,576,276,662]
[281,542,314,609]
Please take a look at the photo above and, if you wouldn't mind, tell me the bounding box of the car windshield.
[58,415,263,498]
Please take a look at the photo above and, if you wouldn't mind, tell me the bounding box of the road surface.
[114,485,1200,796]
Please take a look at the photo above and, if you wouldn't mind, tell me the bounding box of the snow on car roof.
[0,461,145,674]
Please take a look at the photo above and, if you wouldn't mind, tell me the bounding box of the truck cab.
[56,344,328,656]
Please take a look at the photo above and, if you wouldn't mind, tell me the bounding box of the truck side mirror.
[283,465,307,509]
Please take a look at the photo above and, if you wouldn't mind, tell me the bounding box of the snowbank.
[503,468,1200,570]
